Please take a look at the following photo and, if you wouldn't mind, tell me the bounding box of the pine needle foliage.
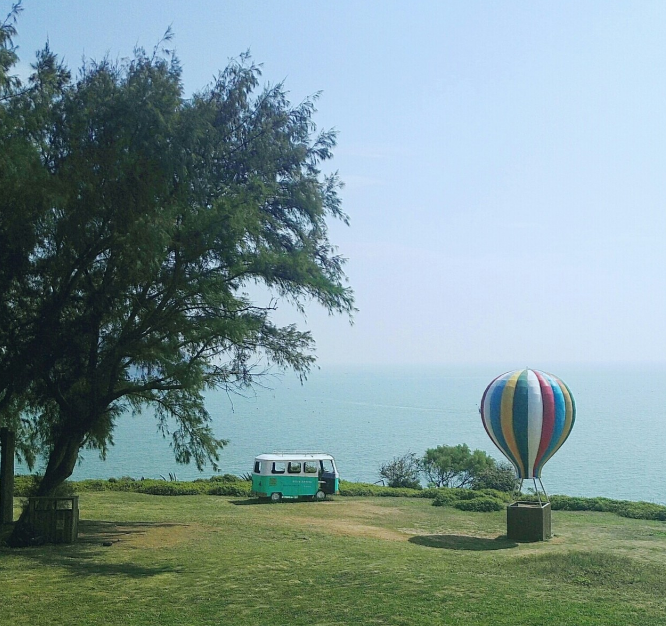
[0,6,353,499]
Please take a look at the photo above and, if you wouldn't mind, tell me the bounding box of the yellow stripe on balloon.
[500,370,524,478]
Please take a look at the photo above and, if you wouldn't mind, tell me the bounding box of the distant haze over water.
[25,364,666,505]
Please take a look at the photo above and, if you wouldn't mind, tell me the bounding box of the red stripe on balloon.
[533,370,555,472]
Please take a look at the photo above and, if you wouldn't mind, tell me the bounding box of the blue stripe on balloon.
[489,376,520,472]
[512,370,530,478]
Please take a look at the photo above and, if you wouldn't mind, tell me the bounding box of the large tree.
[0,7,353,507]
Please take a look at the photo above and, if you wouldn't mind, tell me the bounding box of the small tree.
[379,453,421,489]
[471,462,517,492]
[421,444,495,488]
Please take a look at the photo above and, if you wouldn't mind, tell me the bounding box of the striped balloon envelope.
[480,369,575,479]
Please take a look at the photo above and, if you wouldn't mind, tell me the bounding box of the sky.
[6,1,666,367]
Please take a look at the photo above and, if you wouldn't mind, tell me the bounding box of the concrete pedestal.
[507,501,551,542]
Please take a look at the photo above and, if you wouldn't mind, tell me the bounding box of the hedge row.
[522,494,666,522]
[13,475,252,498]
[11,475,666,522]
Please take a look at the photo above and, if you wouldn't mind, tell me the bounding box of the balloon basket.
[507,500,551,542]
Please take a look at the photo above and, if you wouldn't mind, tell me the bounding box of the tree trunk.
[36,435,82,496]
[0,427,15,524]
[7,433,81,547]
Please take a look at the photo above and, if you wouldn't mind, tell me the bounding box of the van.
[251,452,340,502]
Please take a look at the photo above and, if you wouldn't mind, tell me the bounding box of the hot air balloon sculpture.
[480,368,575,503]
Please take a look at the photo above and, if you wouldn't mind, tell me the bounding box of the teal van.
[251,453,340,502]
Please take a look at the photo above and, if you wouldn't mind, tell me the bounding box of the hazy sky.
[7,1,666,366]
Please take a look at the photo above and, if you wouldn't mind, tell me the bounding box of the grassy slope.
[2,493,666,626]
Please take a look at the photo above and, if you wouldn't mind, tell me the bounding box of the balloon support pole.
[508,477,552,542]
[515,477,549,504]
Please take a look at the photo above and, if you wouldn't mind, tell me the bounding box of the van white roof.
[255,453,335,462]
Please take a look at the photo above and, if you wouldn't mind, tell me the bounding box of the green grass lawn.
[2,492,666,625]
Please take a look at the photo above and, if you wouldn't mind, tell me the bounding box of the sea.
[22,364,666,505]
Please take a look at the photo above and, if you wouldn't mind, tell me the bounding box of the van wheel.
[270,492,282,503]
[313,490,326,502]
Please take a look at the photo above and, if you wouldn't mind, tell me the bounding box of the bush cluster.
[380,446,517,491]
[453,497,504,512]
[432,487,511,512]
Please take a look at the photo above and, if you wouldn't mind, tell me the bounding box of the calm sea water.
[40,364,666,504]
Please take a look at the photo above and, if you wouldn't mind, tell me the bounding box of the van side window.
[254,461,261,473]
[321,460,334,474]
[304,461,318,474]
[288,462,302,474]
[272,462,286,474]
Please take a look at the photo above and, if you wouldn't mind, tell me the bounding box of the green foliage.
[339,480,428,498]
[11,473,666,523]
[13,474,75,497]
[421,444,496,488]
[12,474,251,497]
[432,487,510,512]
[0,14,353,498]
[137,482,203,496]
[614,502,666,521]
[520,493,666,522]
[208,474,245,483]
[471,462,517,492]
[207,482,252,497]
[378,453,422,489]
[453,496,504,512]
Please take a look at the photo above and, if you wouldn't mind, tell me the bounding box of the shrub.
[209,474,243,483]
[13,475,75,497]
[471,462,517,492]
[477,488,513,502]
[207,483,251,496]
[520,493,666,522]
[14,474,40,497]
[338,481,380,497]
[75,479,111,492]
[338,481,425,498]
[379,453,422,489]
[339,481,441,498]
[615,502,666,521]
[432,490,458,507]
[137,482,204,496]
[453,497,504,512]
[432,487,509,511]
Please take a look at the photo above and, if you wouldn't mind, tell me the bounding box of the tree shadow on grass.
[409,534,518,551]
[2,520,186,578]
